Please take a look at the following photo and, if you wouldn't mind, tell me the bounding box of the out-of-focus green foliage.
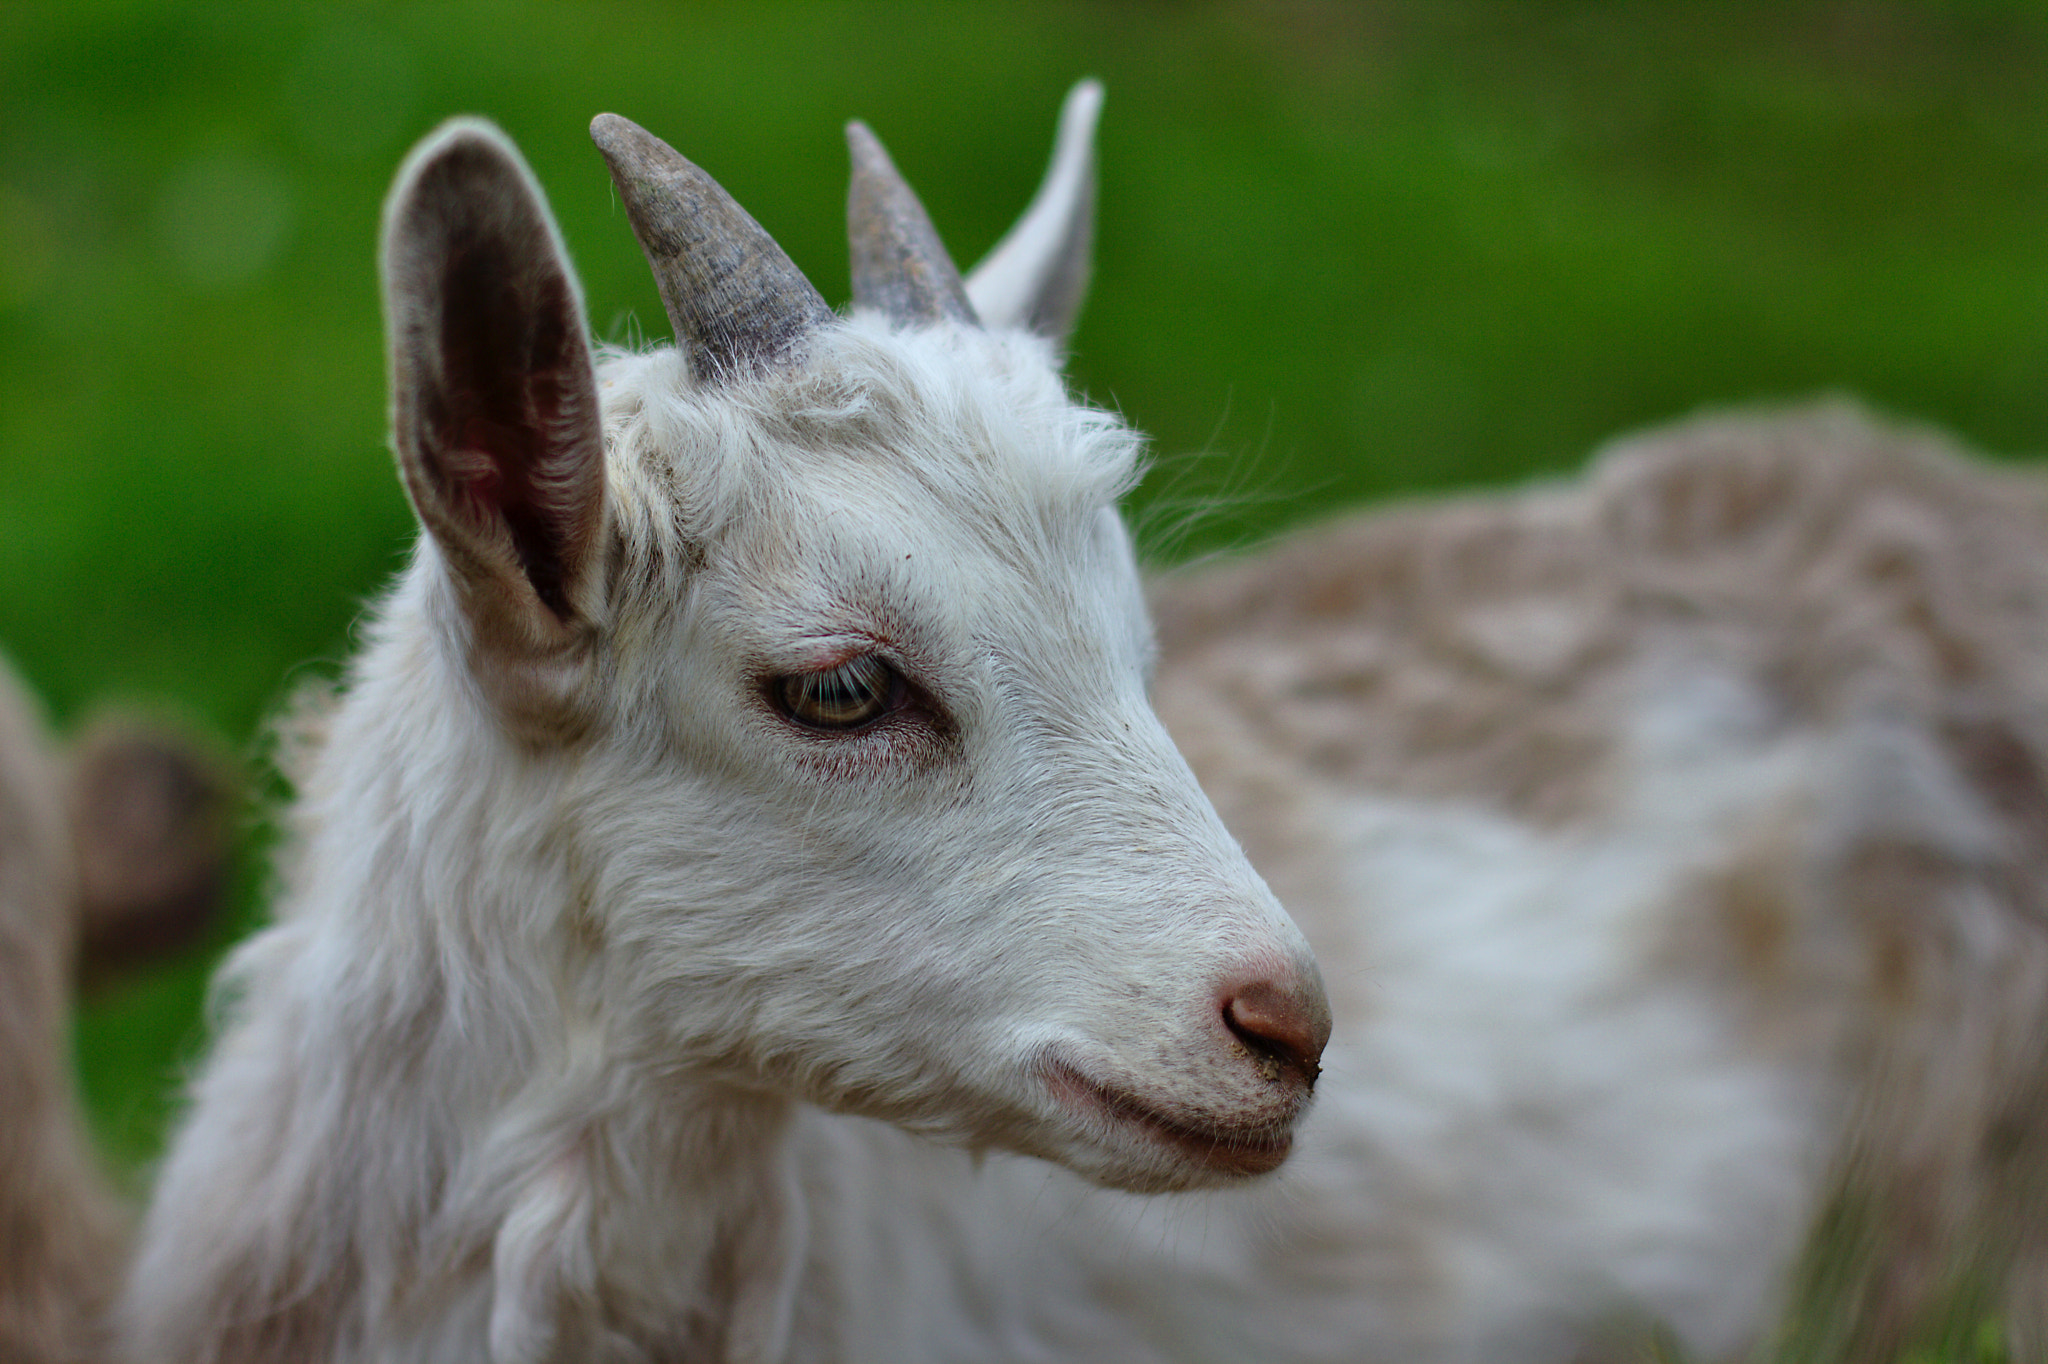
[8,5,2048,1353]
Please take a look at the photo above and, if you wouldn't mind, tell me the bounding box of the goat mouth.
[1041,1057,1295,1178]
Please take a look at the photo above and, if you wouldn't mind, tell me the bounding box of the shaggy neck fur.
[124,560,811,1363]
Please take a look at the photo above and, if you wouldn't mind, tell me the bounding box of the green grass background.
[7,1,2048,1353]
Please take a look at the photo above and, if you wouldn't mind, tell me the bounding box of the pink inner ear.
[395,164,599,625]
[434,407,581,621]
[446,442,506,525]
[443,410,544,529]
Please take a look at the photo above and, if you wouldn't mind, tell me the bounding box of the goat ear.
[964,80,1101,345]
[381,119,606,675]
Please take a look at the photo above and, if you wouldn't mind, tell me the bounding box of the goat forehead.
[705,491,1146,666]
[598,329,1146,652]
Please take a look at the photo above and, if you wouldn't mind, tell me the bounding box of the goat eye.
[773,656,900,731]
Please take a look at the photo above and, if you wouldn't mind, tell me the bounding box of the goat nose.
[1221,978,1332,1087]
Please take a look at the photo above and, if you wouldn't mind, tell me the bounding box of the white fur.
[120,120,1326,1360]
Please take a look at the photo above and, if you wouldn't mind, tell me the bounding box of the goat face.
[378,96,1328,1194]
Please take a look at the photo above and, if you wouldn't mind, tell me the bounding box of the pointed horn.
[846,121,977,327]
[966,79,1101,342]
[591,113,832,382]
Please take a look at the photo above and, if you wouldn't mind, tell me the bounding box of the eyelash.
[769,655,905,732]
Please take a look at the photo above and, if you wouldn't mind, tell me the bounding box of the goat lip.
[1040,1057,1296,1178]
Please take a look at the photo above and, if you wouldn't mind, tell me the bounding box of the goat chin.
[8,83,2044,1364]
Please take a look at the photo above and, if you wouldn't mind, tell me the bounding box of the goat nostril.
[1222,980,1331,1087]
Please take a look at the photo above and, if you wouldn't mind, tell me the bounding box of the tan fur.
[0,670,237,1364]
[0,667,130,1364]
[1154,401,2048,1355]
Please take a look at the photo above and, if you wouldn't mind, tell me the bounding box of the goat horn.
[591,113,833,382]
[846,122,978,327]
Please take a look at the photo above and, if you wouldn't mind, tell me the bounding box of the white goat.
[103,83,2048,1364]
[119,85,1328,1363]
